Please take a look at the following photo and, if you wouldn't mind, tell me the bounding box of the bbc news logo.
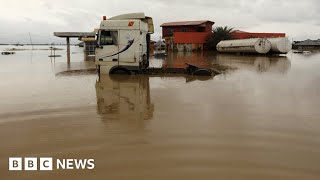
[9,157,95,171]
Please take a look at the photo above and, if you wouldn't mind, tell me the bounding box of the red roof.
[233,30,249,33]
[232,31,285,39]
[160,20,214,27]
[174,32,210,44]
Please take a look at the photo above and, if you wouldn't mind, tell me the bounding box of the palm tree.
[205,26,234,50]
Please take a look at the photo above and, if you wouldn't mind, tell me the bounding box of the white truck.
[95,13,154,75]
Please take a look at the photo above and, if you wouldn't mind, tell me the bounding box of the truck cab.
[95,13,154,75]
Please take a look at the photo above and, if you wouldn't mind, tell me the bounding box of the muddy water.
[0,46,320,180]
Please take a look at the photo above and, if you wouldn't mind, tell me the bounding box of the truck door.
[118,30,138,63]
[96,30,119,63]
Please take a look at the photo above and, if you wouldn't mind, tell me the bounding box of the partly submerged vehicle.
[95,12,217,76]
[95,12,154,75]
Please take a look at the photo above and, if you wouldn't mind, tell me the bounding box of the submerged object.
[292,50,312,54]
[48,55,62,57]
[144,63,220,76]
[49,46,61,57]
[217,38,272,54]
[1,52,15,55]
[292,50,303,54]
[268,37,292,54]
[185,63,216,76]
[303,51,312,54]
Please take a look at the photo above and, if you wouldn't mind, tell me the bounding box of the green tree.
[205,26,234,50]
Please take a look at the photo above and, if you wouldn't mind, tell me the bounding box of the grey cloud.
[0,0,319,43]
[251,0,319,23]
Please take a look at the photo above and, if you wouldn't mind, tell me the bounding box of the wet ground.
[0,46,320,180]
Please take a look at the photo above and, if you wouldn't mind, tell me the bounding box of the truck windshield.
[100,30,118,46]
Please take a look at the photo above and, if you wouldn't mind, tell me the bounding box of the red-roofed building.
[232,30,286,39]
[161,20,214,52]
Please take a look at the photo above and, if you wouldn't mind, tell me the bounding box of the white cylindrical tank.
[217,38,272,54]
[268,37,292,54]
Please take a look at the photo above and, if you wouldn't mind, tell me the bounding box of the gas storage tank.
[217,38,272,54]
[268,37,292,54]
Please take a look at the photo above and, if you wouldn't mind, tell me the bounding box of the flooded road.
[0,46,320,180]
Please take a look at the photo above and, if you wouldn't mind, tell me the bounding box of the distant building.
[293,39,320,50]
[232,30,285,39]
[80,37,96,57]
[160,20,215,52]
[54,31,97,61]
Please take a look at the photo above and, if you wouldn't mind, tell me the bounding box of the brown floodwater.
[0,46,320,180]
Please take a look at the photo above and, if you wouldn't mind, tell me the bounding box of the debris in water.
[1,52,15,55]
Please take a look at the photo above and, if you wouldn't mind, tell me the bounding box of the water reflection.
[163,51,212,68]
[215,54,291,74]
[185,75,213,82]
[1,45,320,179]
[54,60,97,76]
[96,75,154,127]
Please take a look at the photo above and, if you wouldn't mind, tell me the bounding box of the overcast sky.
[0,0,319,44]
